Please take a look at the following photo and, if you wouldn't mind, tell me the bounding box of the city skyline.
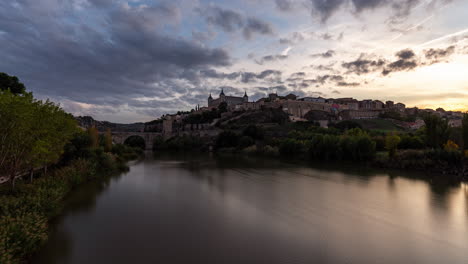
[1,0,468,123]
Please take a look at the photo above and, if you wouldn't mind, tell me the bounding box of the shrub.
[443,140,459,152]
[216,131,239,149]
[385,133,401,158]
[279,139,305,156]
[239,136,255,149]
[398,135,425,150]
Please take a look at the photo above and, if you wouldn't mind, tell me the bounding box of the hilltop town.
[139,90,464,135]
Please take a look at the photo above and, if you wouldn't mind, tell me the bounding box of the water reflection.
[34,154,468,264]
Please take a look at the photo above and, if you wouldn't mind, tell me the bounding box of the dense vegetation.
[0,75,141,263]
[160,113,468,177]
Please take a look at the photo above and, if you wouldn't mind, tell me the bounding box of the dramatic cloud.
[382,48,419,75]
[337,81,360,86]
[424,45,456,64]
[0,0,466,121]
[341,54,387,75]
[201,6,274,40]
[311,50,336,58]
[307,0,452,22]
[256,54,289,64]
[0,1,231,117]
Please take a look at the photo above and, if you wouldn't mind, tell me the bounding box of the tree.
[0,90,77,187]
[0,72,26,95]
[462,113,468,151]
[385,133,401,158]
[88,126,99,149]
[423,114,449,149]
[104,129,113,152]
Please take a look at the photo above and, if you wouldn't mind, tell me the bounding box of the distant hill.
[75,116,145,132]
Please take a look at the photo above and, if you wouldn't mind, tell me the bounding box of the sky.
[1,0,468,123]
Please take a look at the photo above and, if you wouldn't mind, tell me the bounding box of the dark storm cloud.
[341,54,387,75]
[0,1,230,113]
[424,45,455,64]
[200,6,274,40]
[311,50,336,58]
[382,48,419,75]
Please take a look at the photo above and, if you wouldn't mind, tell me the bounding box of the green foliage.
[239,136,255,149]
[124,135,146,150]
[385,133,401,158]
[462,113,468,150]
[329,120,362,131]
[88,127,99,149]
[279,139,306,156]
[309,134,341,160]
[0,72,26,95]
[340,130,376,161]
[0,90,78,185]
[423,114,450,149]
[242,125,265,140]
[104,129,113,152]
[216,131,239,149]
[398,134,425,150]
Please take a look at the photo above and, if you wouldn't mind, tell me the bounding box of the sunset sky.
[1,0,467,123]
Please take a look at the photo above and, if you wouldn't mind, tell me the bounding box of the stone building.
[208,89,248,107]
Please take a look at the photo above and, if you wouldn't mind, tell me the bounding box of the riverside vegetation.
[154,103,468,179]
[0,73,142,263]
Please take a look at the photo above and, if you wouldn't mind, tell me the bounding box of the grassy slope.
[354,119,403,132]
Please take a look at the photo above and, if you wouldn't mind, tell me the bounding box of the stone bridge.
[108,132,163,150]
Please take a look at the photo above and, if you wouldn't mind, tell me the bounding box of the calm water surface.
[34,154,468,264]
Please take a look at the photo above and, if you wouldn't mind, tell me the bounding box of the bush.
[216,131,239,149]
[279,139,305,156]
[398,135,425,150]
[239,136,255,149]
[243,125,265,140]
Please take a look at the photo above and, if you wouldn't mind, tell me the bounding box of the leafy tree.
[385,133,401,158]
[0,90,77,187]
[216,131,239,149]
[239,136,255,149]
[242,125,265,140]
[423,114,449,149]
[279,139,305,156]
[443,140,459,152]
[0,72,26,95]
[462,113,468,151]
[104,129,113,152]
[398,134,424,150]
[88,126,99,148]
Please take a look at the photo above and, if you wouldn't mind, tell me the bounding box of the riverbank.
[0,147,141,264]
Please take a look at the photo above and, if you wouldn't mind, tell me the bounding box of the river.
[33,154,468,264]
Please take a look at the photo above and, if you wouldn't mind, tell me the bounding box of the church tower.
[208,93,213,106]
[243,90,248,103]
[220,88,225,102]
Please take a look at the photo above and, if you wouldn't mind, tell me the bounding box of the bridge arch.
[108,132,163,151]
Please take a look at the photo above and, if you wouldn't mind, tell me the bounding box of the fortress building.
[208,89,248,107]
